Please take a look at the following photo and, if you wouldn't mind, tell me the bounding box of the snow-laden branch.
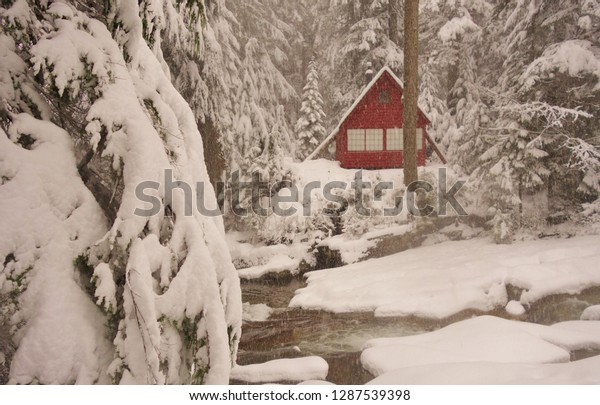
[497,101,592,129]
[563,136,600,171]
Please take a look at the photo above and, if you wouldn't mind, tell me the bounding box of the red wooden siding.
[335,70,429,169]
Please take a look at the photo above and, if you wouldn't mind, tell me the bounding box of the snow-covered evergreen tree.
[0,0,241,384]
[311,0,404,128]
[472,0,600,241]
[296,59,326,159]
[213,0,298,171]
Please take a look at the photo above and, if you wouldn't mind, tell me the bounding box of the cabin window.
[385,128,424,150]
[379,90,390,104]
[365,129,383,151]
[347,129,364,151]
[386,128,403,150]
[417,128,424,149]
[347,129,384,151]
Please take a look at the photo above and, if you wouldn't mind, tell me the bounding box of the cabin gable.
[334,68,429,169]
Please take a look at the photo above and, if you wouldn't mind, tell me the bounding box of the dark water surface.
[237,279,600,384]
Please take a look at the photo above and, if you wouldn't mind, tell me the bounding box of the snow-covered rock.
[231,357,329,383]
[581,305,600,321]
[505,300,526,316]
[242,303,273,322]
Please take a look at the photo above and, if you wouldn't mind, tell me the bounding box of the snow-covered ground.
[290,235,600,319]
[363,316,600,384]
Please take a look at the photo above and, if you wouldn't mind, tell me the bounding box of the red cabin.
[307,66,431,169]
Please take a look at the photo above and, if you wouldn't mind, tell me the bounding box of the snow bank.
[290,235,600,318]
[238,254,300,280]
[361,316,600,378]
[231,357,329,383]
[320,237,376,265]
[367,355,600,385]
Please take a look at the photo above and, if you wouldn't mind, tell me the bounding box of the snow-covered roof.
[305,66,418,161]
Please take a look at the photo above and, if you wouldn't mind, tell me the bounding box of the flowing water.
[237,279,600,384]
[239,279,434,383]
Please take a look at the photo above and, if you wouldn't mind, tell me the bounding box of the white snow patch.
[367,355,600,385]
[361,316,600,378]
[231,357,329,383]
[238,254,300,280]
[242,303,273,322]
[227,232,311,279]
[581,305,600,321]
[297,380,335,385]
[505,300,526,316]
[290,235,600,318]
[320,237,376,265]
[320,224,413,264]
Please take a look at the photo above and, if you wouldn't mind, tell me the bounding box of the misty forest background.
[1,0,599,385]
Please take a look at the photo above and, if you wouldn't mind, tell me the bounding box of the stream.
[236,278,600,385]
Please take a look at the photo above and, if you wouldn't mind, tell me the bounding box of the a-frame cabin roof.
[305,66,430,161]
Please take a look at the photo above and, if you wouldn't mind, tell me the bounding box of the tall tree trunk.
[389,0,399,45]
[403,0,419,187]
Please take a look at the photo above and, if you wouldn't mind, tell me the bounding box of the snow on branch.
[520,40,600,91]
[438,14,480,44]
[497,101,592,129]
[563,136,600,171]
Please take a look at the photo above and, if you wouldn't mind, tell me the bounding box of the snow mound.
[361,316,600,378]
[581,305,600,321]
[231,357,329,383]
[505,300,526,316]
